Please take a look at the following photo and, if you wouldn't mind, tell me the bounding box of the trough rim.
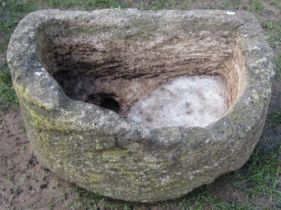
[7,9,275,148]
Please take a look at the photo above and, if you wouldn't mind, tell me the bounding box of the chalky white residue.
[127,76,229,128]
[226,11,236,15]
[34,72,43,76]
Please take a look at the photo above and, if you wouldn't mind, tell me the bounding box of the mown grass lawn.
[0,0,280,209]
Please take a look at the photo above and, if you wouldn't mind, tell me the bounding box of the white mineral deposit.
[128,76,229,128]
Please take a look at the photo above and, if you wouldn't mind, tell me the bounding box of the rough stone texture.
[7,9,275,202]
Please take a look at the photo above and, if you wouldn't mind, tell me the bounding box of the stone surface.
[7,9,275,202]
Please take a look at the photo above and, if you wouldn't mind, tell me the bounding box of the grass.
[249,0,263,13]
[0,66,18,110]
[0,0,37,53]
[269,109,281,127]
[45,0,121,9]
[140,0,182,10]
[148,0,169,10]
[232,145,281,204]
[197,0,263,12]
[264,20,281,77]
[0,0,280,209]
[222,0,242,10]
[272,0,281,12]
[276,52,281,76]
[264,21,281,49]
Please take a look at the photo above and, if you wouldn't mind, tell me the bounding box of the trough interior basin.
[37,16,245,128]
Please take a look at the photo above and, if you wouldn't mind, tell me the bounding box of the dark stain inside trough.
[86,93,120,113]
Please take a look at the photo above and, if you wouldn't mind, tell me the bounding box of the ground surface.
[0,0,280,209]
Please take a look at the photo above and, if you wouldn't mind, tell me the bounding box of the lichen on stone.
[7,9,274,202]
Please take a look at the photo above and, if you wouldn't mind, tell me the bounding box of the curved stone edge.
[7,9,275,202]
[7,9,275,147]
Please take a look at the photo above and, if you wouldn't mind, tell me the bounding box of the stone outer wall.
[7,10,275,202]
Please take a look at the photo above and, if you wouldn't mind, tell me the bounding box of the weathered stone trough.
[7,9,274,202]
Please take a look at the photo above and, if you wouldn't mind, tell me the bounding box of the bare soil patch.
[0,111,76,210]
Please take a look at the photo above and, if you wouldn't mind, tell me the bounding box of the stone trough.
[7,9,274,202]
